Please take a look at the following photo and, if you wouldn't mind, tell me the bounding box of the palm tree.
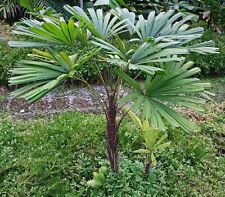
[8,6,218,172]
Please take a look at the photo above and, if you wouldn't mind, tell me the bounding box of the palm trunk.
[144,154,151,176]
[106,92,119,172]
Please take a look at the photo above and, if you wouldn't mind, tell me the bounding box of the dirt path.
[0,23,12,40]
[0,85,106,119]
[1,79,225,120]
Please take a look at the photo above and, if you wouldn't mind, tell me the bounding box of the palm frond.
[0,0,26,22]
[92,37,189,75]
[111,8,136,35]
[113,8,218,54]
[64,5,128,39]
[9,17,85,48]
[9,48,100,102]
[119,61,211,132]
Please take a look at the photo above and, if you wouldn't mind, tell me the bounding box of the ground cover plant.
[8,4,218,173]
[0,0,80,23]
[0,85,225,195]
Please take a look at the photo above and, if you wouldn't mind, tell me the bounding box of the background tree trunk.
[80,0,84,9]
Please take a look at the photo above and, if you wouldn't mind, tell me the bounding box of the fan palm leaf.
[92,37,187,74]
[92,36,217,75]
[118,60,211,132]
[114,8,208,46]
[9,17,86,48]
[9,48,100,103]
[64,5,128,40]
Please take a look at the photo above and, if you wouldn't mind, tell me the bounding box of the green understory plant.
[8,5,218,173]
[0,39,30,85]
[87,166,107,188]
[0,0,26,23]
[125,107,171,175]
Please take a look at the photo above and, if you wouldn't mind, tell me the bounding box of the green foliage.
[0,103,224,196]
[87,166,107,188]
[0,112,106,196]
[119,61,211,131]
[100,0,225,31]
[188,29,225,76]
[8,6,218,172]
[0,0,79,23]
[125,108,170,167]
[0,94,5,101]
[64,5,128,40]
[0,39,30,85]
[8,17,88,47]
[9,48,100,102]
[0,0,26,23]
[200,0,225,31]
[94,0,127,8]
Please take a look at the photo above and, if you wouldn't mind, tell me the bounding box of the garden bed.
[0,99,224,196]
[0,85,105,118]
[1,77,225,119]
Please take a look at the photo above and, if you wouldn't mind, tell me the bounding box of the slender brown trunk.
[144,154,151,176]
[106,92,119,172]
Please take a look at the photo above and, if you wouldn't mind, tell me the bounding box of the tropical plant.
[8,5,218,173]
[0,0,81,23]
[19,0,86,11]
[98,0,199,17]
[124,107,171,175]
[21,0,79,11]
[0,0,26,23]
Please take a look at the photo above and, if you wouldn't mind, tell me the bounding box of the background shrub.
[0,30,30,85]
[188,28,225,76]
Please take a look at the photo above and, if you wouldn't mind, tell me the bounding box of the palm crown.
[9,5,218,133]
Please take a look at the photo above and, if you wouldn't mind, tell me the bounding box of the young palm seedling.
[124,107,171,175]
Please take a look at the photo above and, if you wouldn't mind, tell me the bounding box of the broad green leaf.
[151,153,157,166]
[123,106,142,128]
[155,142,171,150]
[144,127,160,149]
[133,149,150,154]
[115,69,142,92]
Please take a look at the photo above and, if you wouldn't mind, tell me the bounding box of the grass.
[0,93,225,196]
